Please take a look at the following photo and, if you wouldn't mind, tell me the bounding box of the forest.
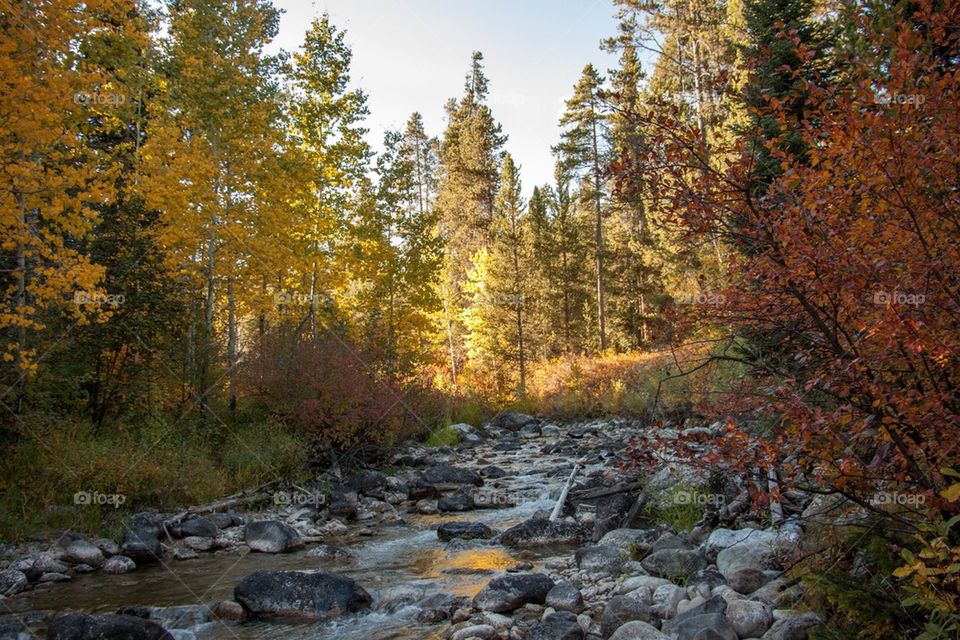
[0,0,958,639]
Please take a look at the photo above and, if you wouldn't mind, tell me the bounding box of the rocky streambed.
[0,414,830,640]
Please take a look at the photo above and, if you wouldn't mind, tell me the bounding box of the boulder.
[437,522,496,542]
[472,573,555,613]
[608,621,671,640]
[519,423,542,439]
[243,520,303,554]
[600,589,657,637]
[120,529,165,565]
[661,612,737,640]
[170,517,217,539]
[688,568,727,590]
[207,513,244,529]
[482,465,508,479]
[726,599,773,637]
[717,541,781,593]
[575,545,629,576]
[500,518,590,549]
[420,465,482,486]
[233,570,371,619]
[102,556,137,575]
[528,611,585,640]
[437,492,474,513]
[327,493,359,520]
[46,613,173,640]
[546,582,585,613]
[488,412,538,432]
[701,528,778,561]
[8,554,68,582]
[0,570,28,596]
[650,584,688,619]
[61,540,105,568]
[618,575,674,595]
[760,611,822,640]
[640,549,708,581]
[451,624,496,640]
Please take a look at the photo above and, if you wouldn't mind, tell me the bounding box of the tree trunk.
[227,280,237,412]
[590,106,607,351]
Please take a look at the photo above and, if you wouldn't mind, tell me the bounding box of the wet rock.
[608,621,671,640]
[421,464,483,487]
[211,601,245,621]
[600,589,657,637]
[545,582,585,613]
[472,573,555,613]
[488,412,538,432]
[528,611,584,640]
[451,624,497,640]
[170,517,217,539]
[639,549,708,581]
[72,564,96,573]
[243,520,303,554]
[437,521,496,541]
[121,529,165,565]
[726,599,773,637]
[415,499,439,514]
[39,572,71,583]
[760,611,822,639]
[61,540,105,568]
[661,611,737,640]
[688,567,727,590]
[0,570,27,595]
[173,548,199,561]
[575,545,629,576]
[305,545,356,561]
[8,554,68,581]
[233,570,372,619]
[519,423,542,439]
[208,513,244,529]
[46,613,173,640]
[481,465,508,479]
[408,477,441,500]
[327,493,359,520]
[500,518,590,549]
[567,425,598,438]
[438,492,475,513]
[94,539,120,557]
[102,555,137,574]
[701,528,777,560]
[181,536,212,552]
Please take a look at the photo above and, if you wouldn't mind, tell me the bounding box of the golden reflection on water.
[412,547,516,596]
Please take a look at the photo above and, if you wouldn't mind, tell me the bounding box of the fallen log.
[569,480,644,501]
[550,463,582,521]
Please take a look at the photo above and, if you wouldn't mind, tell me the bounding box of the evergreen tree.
[554,64,610,351]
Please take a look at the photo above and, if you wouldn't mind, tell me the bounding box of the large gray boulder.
[8,554,68,582]
[717,540,781,594]
[661,612,737,640]
[233,570,372,619]
[640,548,708,581]
[0,570,28,596]
[472,573,555,613]
[546,581,585,613]
[701,528,778,561]
[600,589,657,637]
[488,412,538,432]
[527,611,585,640]
[46,613,174,640]
[608,621,671,640]
[120,529,165,565]
[61,540,105,568]
[760,612,822,640]
[575,545,630,576]
[243,520,303,553]
[170,517,218,539]
[726,599,773,637]
[500,518,590,549]
[420,464,482,486]
[437,521,496,541]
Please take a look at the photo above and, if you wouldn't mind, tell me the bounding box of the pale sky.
[270,0,624,194]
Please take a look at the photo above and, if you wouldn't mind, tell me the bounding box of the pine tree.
[554,64,610,351]
[462,154,532,397]
[435,51,506,384]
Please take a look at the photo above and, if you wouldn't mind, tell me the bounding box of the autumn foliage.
[620,2,959,522]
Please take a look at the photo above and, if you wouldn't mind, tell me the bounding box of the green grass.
[644,483,706,532]
[424,424,462,447]
[0,413,309,542]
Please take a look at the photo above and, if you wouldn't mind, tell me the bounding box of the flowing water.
[4,439,590,639]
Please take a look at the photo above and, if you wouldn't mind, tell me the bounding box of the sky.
[270,0,623,194]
